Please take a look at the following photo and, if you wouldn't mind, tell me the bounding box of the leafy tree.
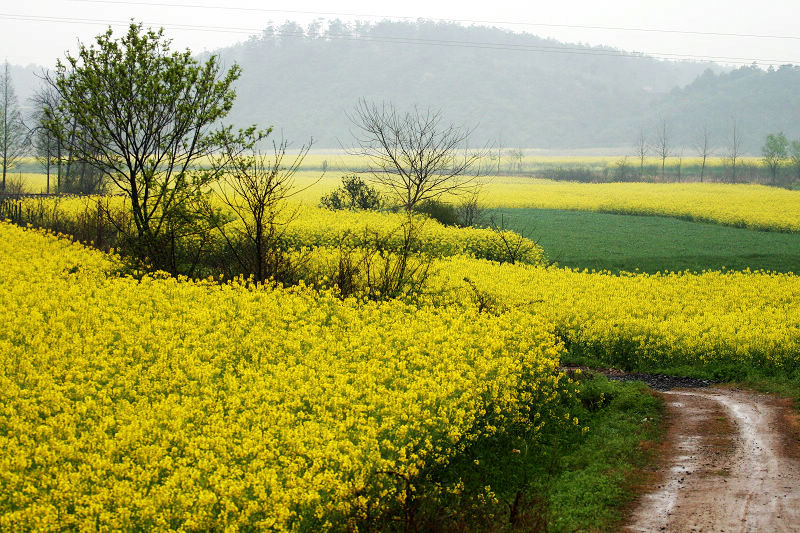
[614,156,631,181]
[1,61,30,192]
[46,22,244,272]
[762,132,788,185]
[506,147,525,174]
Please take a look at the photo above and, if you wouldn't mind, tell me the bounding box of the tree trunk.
[700,156,706,182]
[56,138,62,192]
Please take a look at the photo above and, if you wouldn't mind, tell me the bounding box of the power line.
[67,0,800,42]
[2,12,798,66]
[3,12,791,65]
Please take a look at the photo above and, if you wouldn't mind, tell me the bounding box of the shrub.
[414,199,459,226]
[455,192,485,227]
[320,174,383,210]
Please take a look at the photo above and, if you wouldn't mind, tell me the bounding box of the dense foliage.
[0,196,546,267]
[46,22,246,273]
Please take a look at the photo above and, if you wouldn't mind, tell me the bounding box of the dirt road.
[625,387,800,533]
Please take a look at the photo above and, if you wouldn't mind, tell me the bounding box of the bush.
[320,174,383,210]
[455,192,485,227]
[414,199,459,226]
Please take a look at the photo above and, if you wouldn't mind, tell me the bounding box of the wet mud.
[624,388,800,533]
[561,365,713,391]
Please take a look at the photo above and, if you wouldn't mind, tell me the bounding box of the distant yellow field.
[473,178,800,233]
[14,152,757,176]
[2,173,52,193]
[302,153,765,171]
[13,170,800,233]
[432,255,800,371]
[292,153,761,170]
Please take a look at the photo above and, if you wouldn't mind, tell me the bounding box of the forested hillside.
[214,20,714,149]
[654,65,800,153]
[211,20,800,152]
[12,20,800,152]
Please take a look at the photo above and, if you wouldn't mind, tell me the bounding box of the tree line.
[615,118,800,186]
[0,60,106,195]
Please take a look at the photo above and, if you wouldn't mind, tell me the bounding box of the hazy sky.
[2,0,800,68]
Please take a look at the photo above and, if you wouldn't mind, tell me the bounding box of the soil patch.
[624,388,800,532]
[562,365,713,391]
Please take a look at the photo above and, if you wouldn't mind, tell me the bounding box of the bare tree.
[655,118,671,178]
[507,147,525,174]
[1,62,30,192]
[487,213,542,265]
[635,128,648,179]
[347,99,488,210]
[496,133,502,175]
[209,128,314,283]
[30,80,103,195]
[456,190,485,227]
[694,125,713,182]
[39,96,107,196]
[726,118,743,183]
[29,84,61,194]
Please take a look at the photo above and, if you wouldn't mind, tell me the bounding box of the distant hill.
[9,20,800,153]
[212,20,720,150]
[653,65,800,154]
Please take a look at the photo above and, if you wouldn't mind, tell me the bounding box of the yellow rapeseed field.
[473,178,800,232]
[430,256,800,372]
[0,223,571,530]
[267,174,800,234]
[4,168,800,528]
[15,163,800,235]
[2,195,545,264]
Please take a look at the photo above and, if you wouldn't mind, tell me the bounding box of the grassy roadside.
[394,374,665,532]
[544,376,664,532]
[564,345,800,401]
[653,366,800,406]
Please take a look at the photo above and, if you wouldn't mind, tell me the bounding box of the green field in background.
[491,208,800,274]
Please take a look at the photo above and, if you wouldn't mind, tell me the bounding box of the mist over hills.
[204,20,800,153]
[213,20,719,151]
[6,64,44,113]
[10,20,800,154]
[653,65,800,154]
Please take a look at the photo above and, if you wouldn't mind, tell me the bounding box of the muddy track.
[625,388,800,533]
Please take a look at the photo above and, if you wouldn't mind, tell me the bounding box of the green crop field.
[490,208,800,274]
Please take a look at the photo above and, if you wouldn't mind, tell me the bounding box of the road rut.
[625,388,800,533]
